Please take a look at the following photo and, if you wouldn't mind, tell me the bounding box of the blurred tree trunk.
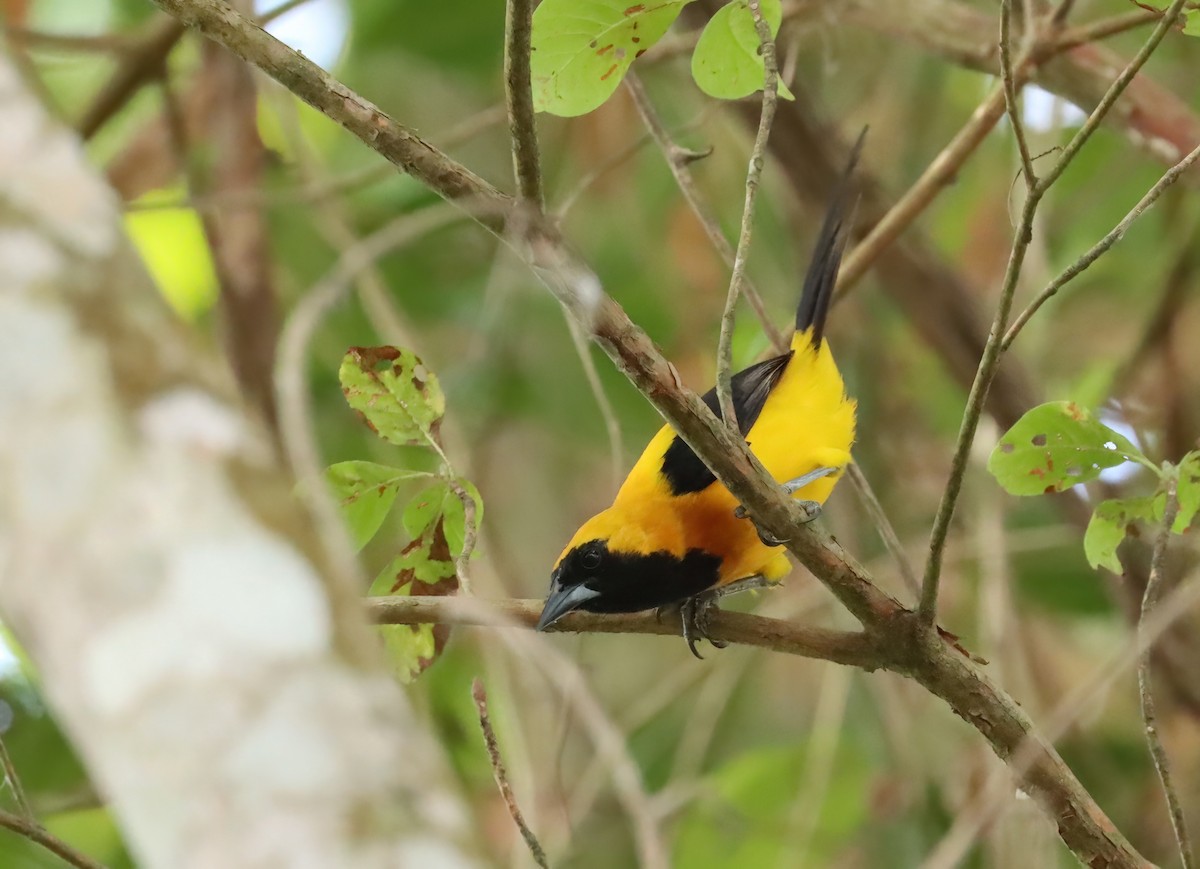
[0,53,471,868]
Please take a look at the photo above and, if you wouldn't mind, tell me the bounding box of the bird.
[536,134,863,657]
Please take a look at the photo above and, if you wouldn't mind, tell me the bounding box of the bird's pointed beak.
[536,581,601,631]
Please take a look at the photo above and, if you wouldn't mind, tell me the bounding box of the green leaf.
[339,346,445,448]
[370,520,459,682]
[379,624,436,684]
[987,401,1147,496]
[325,461,429,549]
[1174,452,1200,533]
[403,482,451,539]
[531,0,691,116]
[401,479,485,556]
[1085,496,1164,573]
[690,0,794,101]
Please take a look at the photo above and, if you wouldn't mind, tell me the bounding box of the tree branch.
[369,597,882,668]
[503,0,542,208]
[149,1,1153,863]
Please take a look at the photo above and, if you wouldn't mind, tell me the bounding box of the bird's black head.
[536,539,721,631]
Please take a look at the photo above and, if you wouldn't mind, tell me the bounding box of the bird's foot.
[733,467,838,544]
[676,575,770,659]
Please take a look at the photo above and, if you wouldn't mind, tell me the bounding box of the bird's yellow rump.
[537,136,862,651]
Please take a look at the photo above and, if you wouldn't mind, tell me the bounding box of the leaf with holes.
[339,346,445,448]
[531,0,692,116]
[1084,495,1164,573]
[1174,452,1200,533]
[987,402,1147,496]
[369,519,459,681]
[325,461,431,549]
[691,0,793,101]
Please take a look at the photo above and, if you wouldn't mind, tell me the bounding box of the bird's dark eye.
[581,549,602,571]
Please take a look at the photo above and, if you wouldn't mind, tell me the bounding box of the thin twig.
[471,679,550,869]
[624,74,787,354]
[1000,0,1038,190]
[503,0,543,208]
[918,0,1190,625]
[0,737,32,821]
[918,184,1038,624]
[1051,8,1161,52]
[1003,140,1200,349]
[1139,480,1194,869]
[846,462,920,598]
[0,810,107,869]
[1036,0,1191,195]
[716,0,782,430]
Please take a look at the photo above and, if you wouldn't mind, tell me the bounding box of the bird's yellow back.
[605,332,854,585]
[539,131,865,630]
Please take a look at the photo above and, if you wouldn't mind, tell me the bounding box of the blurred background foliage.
[2,0,1199,866]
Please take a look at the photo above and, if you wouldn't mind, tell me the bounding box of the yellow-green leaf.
[1175,452,1200,533]
[987,402,1146,496]
[339,346,445,447]
[690,0,794,101]
[325,461,429,550]
[532,0,692,116]
[1084,496,1164,573]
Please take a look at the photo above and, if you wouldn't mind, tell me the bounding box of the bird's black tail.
[794,128,866,346]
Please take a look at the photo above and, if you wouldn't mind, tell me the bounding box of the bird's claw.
[675,575,770,659]
[679,592,725,659]
[733,466,838,543]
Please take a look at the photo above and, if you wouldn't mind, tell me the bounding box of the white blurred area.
[29,0,349,72]
[257,0,350,70]
[1022,83,1087,132]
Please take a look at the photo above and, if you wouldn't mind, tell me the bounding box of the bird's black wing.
[660,351,793,495]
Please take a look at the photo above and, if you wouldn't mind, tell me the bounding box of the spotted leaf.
[987,401,1146,496]
[532,0,692,116]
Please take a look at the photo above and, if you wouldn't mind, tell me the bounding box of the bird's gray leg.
[734,466,840,544]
